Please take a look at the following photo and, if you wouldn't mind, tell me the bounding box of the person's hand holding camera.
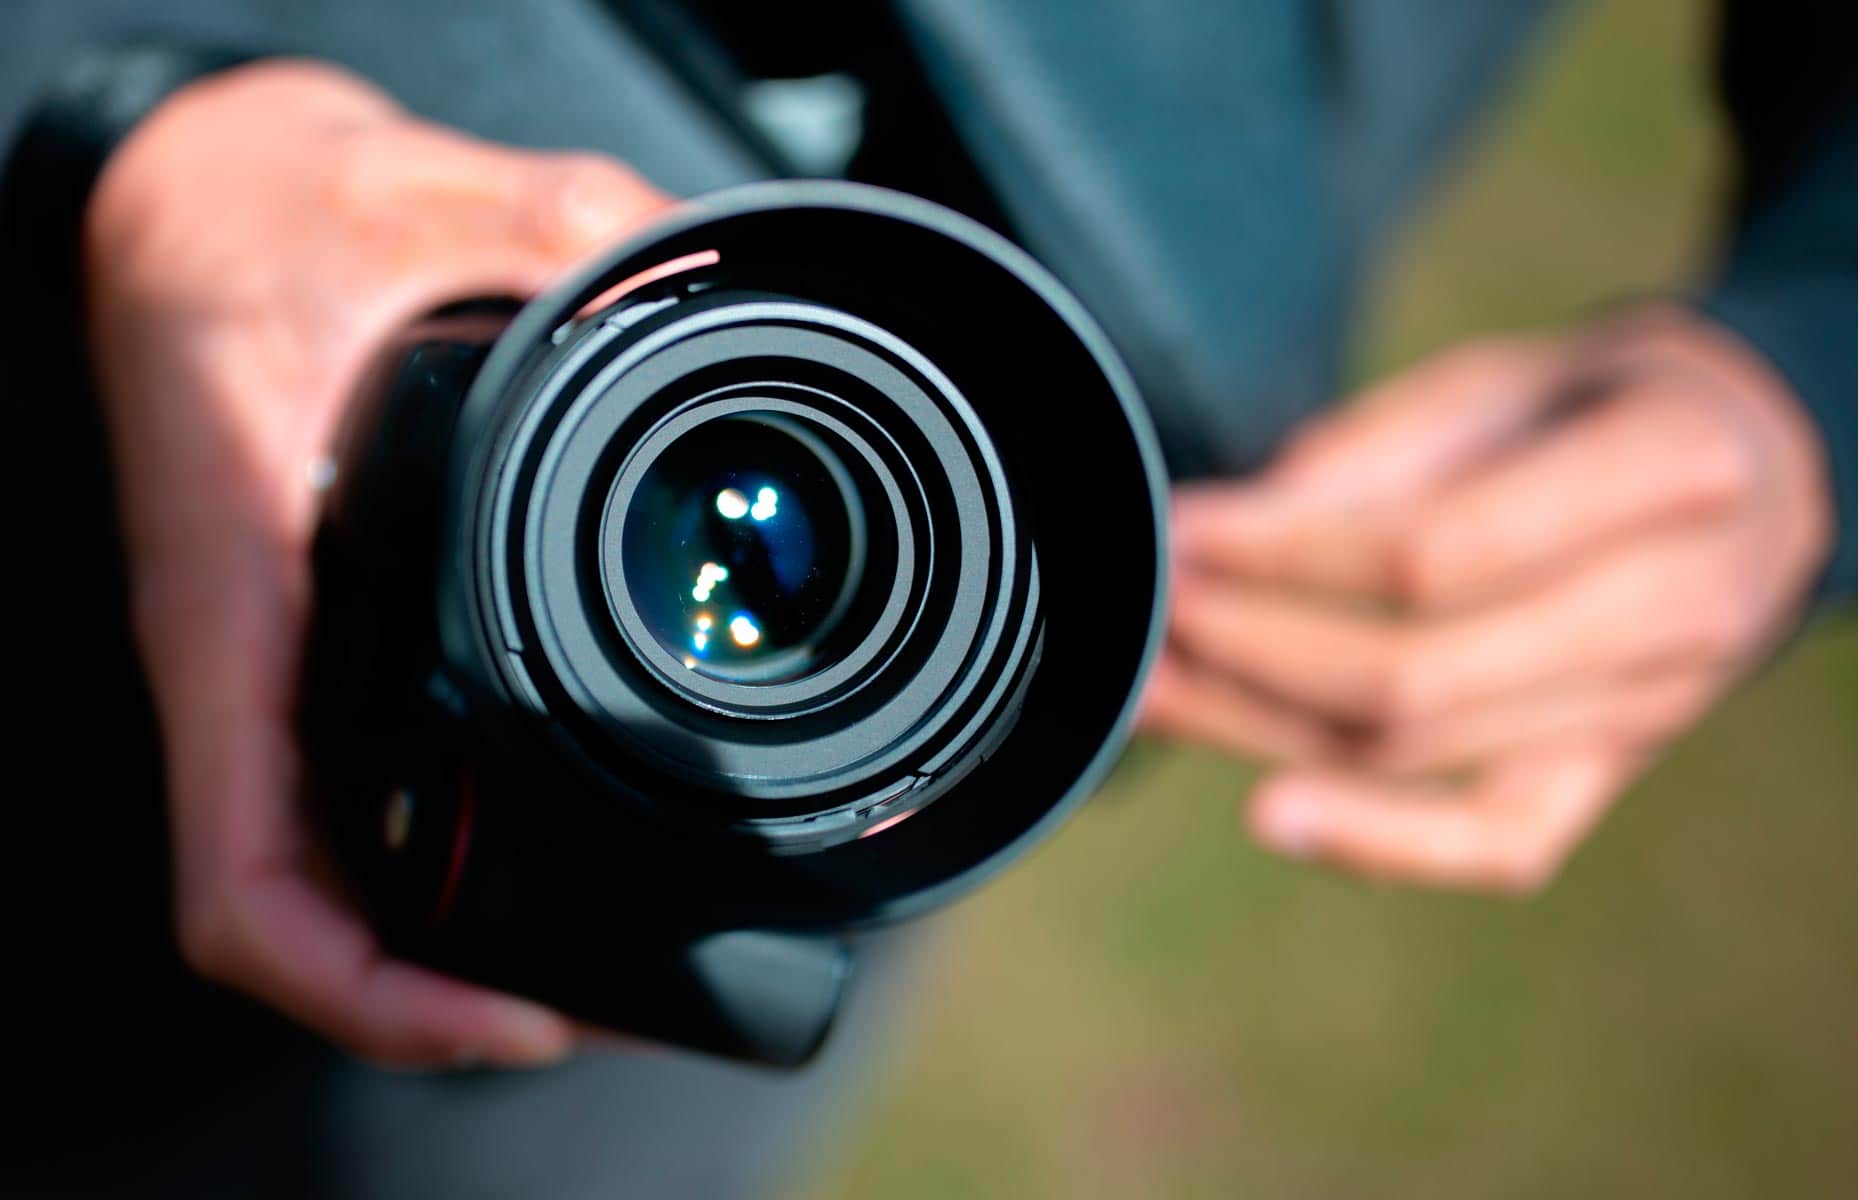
[84,59,670,1065]
[1144,310,1833,892]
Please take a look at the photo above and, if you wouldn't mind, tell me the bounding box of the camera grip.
[338,744,853,1067]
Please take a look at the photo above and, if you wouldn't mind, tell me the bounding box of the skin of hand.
[1140,309,1834,893]
[85,59,672,1066]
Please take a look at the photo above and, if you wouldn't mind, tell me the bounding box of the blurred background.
[798,2,1858,1196]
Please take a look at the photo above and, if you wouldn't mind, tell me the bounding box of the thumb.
[386,142,677,311]
[506,152,675,263]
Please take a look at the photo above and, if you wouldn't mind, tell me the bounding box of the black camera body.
[300,183,1166,1066]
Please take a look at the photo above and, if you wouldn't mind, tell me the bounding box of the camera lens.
[440,186,1159,858]
[620,413,867,684]
[304,184,1167,1068]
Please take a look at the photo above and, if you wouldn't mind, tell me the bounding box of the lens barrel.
[301,183,1167,1065]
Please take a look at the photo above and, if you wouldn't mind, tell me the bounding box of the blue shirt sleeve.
[1699,3,1858,604]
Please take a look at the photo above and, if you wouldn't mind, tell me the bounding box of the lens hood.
[302,182,1167,1065]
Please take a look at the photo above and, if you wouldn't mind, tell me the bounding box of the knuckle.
[1690,418,1761,504]
[532,155,645,246]
[174,897,241,981]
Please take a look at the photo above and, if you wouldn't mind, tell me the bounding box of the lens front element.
[622,413,866,684]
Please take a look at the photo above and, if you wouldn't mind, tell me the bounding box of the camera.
[300,182,1166,1066]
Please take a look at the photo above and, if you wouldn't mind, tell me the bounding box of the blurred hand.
[85,60,671,1065]
[1142,311,1833,892]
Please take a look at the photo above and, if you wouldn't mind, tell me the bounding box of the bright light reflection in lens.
[691,562,730,602]
[715,488,749,520]
[750,487,778,521]
[729,614,761,647]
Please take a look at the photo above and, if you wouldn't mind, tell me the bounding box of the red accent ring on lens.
[431,769,477,925]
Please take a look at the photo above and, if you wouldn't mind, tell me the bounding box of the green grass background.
[801,2,1858,1195]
